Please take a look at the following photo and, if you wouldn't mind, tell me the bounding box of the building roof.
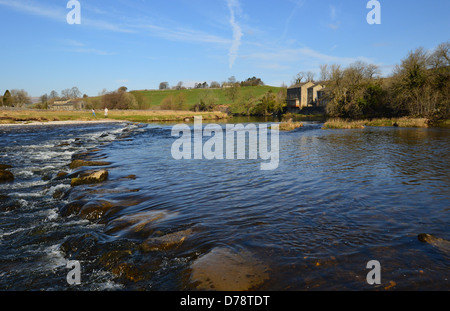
[288,81,315,89]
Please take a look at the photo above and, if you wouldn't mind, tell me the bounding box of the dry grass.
[364,117,429,128]
[323,117,431,129]
[0,109,228,124]
[107,110,228,122]
[278,120,304,131]
[323,119,366,129]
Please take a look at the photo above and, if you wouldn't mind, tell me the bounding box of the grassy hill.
[129,85,283,110]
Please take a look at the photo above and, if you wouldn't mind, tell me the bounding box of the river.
[0,119,448,290]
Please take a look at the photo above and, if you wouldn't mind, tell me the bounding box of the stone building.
[50,100,86,110]
[287,82,325,110]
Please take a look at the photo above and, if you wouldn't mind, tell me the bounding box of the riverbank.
[0,109,228,125]
[323,117,450,129]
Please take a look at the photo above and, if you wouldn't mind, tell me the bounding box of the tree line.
[158,76,265,90]
[319,41,449,121]
[1,89,31,107]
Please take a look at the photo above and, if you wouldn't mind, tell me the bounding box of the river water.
[0,119,448,290]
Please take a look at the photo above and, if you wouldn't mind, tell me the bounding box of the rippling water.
[0,120,449,290]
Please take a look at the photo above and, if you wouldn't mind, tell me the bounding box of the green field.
[129,85,283,109]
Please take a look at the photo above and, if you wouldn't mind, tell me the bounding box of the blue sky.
[0,0,449,97]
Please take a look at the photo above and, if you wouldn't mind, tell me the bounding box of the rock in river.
[0,169,14,183]
[140,228,194,252]
[418,233,450,254]
[71,169,108,187]
[69,159,111,170]
[79,200,114,221]
[190,247,269,291]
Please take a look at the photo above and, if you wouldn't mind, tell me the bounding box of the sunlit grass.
[0,109,228,124]
[278,121,304,131]
[323,117,431,129]
[323,119,366,129]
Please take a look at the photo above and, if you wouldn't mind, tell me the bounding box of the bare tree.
[49,90,59,99]
[10,89,31,107]
[293,72,304,85]
[305,71,315,82]
[99,88,108,96]
[70,86,82,99]
[159,82,169,90]
[429,41,450,69]
[210,81,220,88]
[176,81,183,90]
[61,89,71,100]
[101,87,137,110]
[319,64,330,82]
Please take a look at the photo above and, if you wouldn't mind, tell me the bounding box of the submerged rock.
[0,164,12,170]
[56,171,69,179]
[105,210,169,236]
[99,250,133,270]
[418,233,450,254]
[71,169,108,187]
[79,200,115,221]
[0,199,22,212]
[190,247,269,291]
[140,228,194,252]
[60,233,100,260]
[111,263,144,283]
[59,200,87,217]
[69,159,111,170]
[0,169,14,183]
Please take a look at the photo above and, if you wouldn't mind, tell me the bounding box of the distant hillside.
[128,86,283,110]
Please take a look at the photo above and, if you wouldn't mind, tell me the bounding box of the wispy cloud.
[0,0,64,21]
[328,21,341,30]
[0,0,133,33]
[330,5,337,20]
[244,46,372,67]
[328,5,341,30]
[226,0,243,69]
[282,0,305,39]
[133,23,230,45]
[64,40,113,56]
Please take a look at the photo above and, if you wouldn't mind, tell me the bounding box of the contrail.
[226,0,243,69]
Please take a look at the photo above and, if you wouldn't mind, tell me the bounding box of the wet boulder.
[71,169,108,187]
[59,200,87,217]
[99,250,133,270]
[0,164,12,170]
[60,233,100,260]
[190,247,269,291]
[79,200,114,221]
[0,169,14,183]
[111,263,144,283]
[98,250,144,282]
[140,228,194,252]
[56,171,69,179]
[69,159,111,170]
[0,197,22,212]
[105,210,169,237]
[418,233,450,254]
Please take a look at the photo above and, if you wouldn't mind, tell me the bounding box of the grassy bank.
[322,119,366,129]
[129,85,282,109]
[322,117,441,129]
[0,109,228,124]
